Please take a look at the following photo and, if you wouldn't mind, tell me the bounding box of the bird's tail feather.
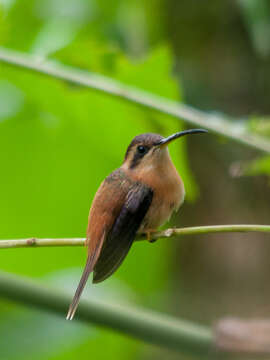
[66,235,104,320]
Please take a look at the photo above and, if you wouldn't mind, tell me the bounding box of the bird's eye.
[137,145,147,154]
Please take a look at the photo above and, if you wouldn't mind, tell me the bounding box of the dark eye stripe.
[129,145,149,169]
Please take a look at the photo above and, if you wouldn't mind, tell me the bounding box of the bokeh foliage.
[1,0,270,359]
[0,0,196,359]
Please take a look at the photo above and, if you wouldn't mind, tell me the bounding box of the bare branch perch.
[0,224,270,249]
[0,47,270,153]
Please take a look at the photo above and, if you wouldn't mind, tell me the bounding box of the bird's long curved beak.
[155,129,208,147]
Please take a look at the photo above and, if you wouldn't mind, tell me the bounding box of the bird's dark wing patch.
[93,184,153,283]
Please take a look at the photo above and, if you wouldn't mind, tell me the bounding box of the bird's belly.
[139,185,185,232]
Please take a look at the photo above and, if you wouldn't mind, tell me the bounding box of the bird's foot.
[145,229,156,243]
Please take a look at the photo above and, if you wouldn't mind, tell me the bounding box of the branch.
[0,270,212,355]
[1,271,270,355]
[0,225,270,249]
[0,47,269,153]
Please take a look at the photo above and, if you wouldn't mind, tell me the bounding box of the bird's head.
[122,129,207,172]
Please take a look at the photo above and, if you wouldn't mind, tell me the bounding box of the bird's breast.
[140,174,184,231]
[126,161,185,232]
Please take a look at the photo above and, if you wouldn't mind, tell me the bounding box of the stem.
[0,47,269,153]
[0,225,270,249]
[0,270,212,355]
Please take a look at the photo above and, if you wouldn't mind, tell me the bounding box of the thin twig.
[0,225,270,249]
[0,47,269,153]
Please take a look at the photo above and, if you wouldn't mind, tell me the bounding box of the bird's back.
[87,168,153,283]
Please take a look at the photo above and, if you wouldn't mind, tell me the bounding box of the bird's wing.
[93,182,153,283]
[66,170,152,320]
[66,174,126,320]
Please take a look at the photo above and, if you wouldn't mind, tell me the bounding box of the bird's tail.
[66,233,105,320]
[66,253,94,320]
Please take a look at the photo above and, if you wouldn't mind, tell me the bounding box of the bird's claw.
[145,230,156,243]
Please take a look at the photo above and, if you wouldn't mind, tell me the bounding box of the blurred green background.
[0,0,270,359]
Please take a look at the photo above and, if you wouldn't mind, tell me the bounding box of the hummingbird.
[66,129,207,320]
